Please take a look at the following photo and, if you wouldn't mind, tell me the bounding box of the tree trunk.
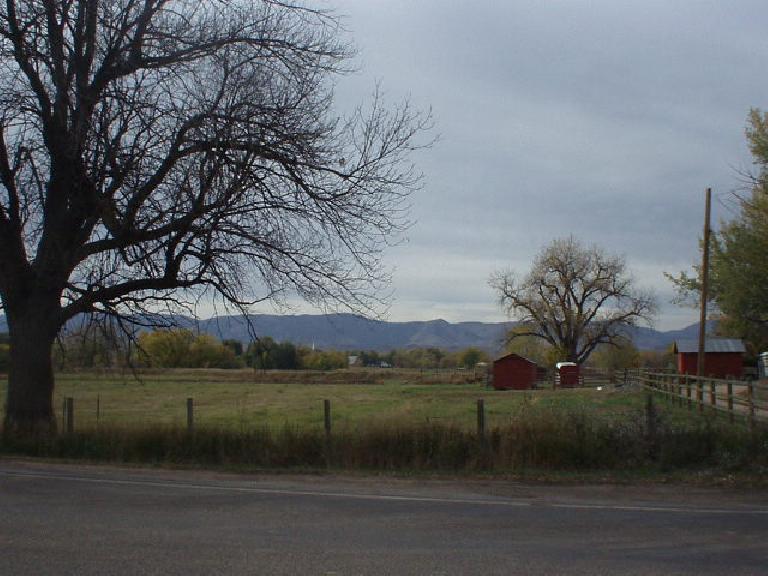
[565,342,580,364]
[4,304,61,435]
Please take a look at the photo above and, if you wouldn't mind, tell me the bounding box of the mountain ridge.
[0,313,708,353]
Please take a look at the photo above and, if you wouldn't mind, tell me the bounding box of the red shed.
[493,353,538,390]
[555,362,580,388]
[674,338,745,379]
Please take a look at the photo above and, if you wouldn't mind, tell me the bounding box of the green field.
[0,368,648,431]
[2,369,765,476]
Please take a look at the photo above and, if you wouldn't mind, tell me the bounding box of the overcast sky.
[273,1,768,330]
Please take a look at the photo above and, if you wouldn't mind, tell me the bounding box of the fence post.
[727,381,734,424]
[186,397,194,432]
[709,380,716,410]
[645,393,657,459]
[623,368,628,387]
[65,397,74,434]
[476,399,485,440]
[645,393,656,433]
[748,383,756,430]
[686,376,692,410]
[697,379,704,413]
[324,399,332,435]
[96,394,100,427]
[323,399,332,468]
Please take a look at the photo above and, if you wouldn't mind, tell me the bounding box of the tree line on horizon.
[1,327,492,372]
[0,326,677,374]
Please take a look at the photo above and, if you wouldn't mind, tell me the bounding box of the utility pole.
[697,187,712,377]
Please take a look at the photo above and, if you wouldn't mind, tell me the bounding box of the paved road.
[1,460,767,575]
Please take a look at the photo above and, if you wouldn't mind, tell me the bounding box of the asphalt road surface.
[1,460,767,575]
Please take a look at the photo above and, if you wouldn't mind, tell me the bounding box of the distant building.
[492,353,537,390]
[555,361,580,388]
[673,338,745,379]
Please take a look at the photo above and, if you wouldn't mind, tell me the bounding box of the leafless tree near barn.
[0,0,430,432]
[490,237,656,364]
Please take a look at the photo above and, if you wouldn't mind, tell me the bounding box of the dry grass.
[2,411,765,475]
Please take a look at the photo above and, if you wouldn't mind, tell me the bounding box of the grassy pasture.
[1,369,766,476]
[0,368,647,431]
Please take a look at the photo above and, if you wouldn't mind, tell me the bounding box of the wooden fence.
[532,368,620,390]
[631,370,768,426]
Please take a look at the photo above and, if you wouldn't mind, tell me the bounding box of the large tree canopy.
[0,0,429,431]
[491,237,656,364]
[669,110,768,353]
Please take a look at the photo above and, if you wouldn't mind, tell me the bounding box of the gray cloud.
[324,1,768,329]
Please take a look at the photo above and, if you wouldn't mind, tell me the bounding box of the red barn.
[674,338,745,379]
[493,353,538,390]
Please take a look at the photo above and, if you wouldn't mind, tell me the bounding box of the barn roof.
[674,338,746,354]
[493,352,537,366]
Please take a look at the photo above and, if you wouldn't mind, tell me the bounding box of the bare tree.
[490,237,656,364]
[0,0,430,432]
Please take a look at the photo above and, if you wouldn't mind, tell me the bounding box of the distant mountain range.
[0,313,711,353]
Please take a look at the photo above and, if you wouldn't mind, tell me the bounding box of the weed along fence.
[634,370,768,425]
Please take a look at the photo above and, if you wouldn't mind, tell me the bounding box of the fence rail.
[631,370,768,425]
[529,368,622,390]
